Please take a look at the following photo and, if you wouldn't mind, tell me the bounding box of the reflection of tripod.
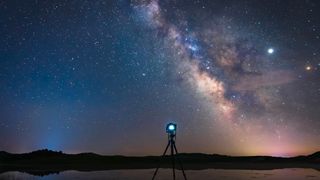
[152,134,187,180]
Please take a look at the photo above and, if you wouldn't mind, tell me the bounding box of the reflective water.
[1,168,319,179]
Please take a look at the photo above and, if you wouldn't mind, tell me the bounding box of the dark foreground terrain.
[0,149,319,176]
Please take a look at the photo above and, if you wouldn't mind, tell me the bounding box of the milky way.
[0,0,319,156]
[133,0,320,156]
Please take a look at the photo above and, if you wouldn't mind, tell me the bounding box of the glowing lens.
[168,125,175,131]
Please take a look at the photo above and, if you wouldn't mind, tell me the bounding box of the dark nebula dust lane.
[0,0,320,156]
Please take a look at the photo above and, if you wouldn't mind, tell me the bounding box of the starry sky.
[1,0,320,157]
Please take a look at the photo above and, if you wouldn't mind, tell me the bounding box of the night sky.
[1,0,320,157]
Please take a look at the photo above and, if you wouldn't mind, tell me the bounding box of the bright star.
[267,48,274,54]
[306,66,312,71]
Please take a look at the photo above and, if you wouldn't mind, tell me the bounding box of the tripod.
[152,134,187,180]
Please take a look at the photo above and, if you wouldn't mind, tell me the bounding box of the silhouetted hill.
[308,151,320,159]
[0,151,9,156]
[1,150,319,176]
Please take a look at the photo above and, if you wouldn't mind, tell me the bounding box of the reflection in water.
[1,169,319,180]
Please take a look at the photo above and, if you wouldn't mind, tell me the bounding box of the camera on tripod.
[152,122,187,180]
[166,123,177,136]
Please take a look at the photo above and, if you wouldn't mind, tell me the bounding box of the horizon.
[1,0,320,158]
[2,148,320,158]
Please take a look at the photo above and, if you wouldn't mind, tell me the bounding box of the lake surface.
[1,168,319,179]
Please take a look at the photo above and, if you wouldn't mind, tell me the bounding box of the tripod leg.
[152,141,170,180]
[174,144,187,180]
[171,142,176,180]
